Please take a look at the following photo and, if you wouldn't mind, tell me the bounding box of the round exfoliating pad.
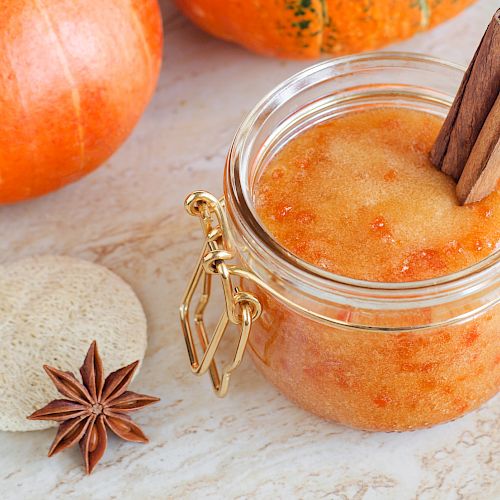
[0,255,147,432]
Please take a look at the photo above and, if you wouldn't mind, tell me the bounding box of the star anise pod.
[28,341,159,474]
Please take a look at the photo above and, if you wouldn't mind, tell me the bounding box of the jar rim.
[225,52,499,308]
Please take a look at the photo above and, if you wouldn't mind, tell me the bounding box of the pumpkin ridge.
[129,8,154,91]
[33,0,86,171]
[318,0,329,49]
[281,0,325,57]
[2,37,39,170]
[418,0,431,28]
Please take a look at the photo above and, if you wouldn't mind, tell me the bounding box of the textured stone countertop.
[0,1,498,498]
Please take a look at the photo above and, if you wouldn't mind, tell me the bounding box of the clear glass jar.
[181,53,499,431]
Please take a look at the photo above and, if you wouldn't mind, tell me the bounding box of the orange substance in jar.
[255,108,499,282]
[249,108,499,430]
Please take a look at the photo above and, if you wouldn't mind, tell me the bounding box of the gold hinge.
[180,191,262,397]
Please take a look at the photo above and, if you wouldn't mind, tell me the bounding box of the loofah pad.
[0,255,147,432]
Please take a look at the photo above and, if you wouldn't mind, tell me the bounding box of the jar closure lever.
[180,191,262,397]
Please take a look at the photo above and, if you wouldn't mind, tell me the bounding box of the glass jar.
[180,53,499,431]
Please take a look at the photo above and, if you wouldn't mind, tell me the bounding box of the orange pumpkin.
[175,0,475,59]
[0,0,163,203]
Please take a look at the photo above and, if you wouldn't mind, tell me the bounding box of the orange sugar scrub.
[245,107,499,430]
[254,107,499,282]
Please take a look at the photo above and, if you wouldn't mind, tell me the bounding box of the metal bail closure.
[180,191,262,397]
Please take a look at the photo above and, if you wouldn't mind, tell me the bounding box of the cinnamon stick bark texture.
[456,94,500,204]
[430,8,499,203]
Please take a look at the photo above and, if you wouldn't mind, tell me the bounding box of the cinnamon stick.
[430,8,500,204]
[456,93,500,204]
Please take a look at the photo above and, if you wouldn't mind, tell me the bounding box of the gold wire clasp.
[180,191,262,397]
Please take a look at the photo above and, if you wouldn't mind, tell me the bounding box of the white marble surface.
[0,1,499,498]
